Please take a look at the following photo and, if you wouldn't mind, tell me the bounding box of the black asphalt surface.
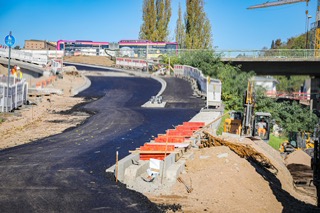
[0,67,205,213]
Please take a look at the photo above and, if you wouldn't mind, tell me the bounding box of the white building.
[252,76,279,97]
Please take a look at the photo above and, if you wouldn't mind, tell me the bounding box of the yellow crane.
[248,0,320,54]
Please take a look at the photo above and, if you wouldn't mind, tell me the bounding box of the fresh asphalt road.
[0,66,204,212]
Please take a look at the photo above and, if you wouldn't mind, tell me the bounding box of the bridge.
[216,49,320,76]
[1,48,320,76]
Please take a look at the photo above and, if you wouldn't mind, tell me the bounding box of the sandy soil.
[64,55,115,67]
[147,135,318,212]
[0,64,89,150]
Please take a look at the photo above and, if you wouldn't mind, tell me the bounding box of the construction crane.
[248,0,320,54]
[247,0,308,9]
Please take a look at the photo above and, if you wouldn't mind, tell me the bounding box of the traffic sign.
[5,33,15,47]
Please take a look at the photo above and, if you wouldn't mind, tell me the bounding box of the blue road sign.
[5,34,15,47]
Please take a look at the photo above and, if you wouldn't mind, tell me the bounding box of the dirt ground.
[64,55,115,67]
[0,63,89,150]
[0,56,318,212]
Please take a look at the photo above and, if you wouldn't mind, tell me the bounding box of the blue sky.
[0,0,316,50]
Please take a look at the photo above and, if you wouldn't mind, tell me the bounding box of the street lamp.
[306,10,312,49]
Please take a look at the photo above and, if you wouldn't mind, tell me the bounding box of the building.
[24,40,56,50]
[252,76,279,97]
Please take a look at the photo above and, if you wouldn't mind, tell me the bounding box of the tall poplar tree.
[175,3,185,48]
[185,0,212,49]
[140,0,171,41]
[140,0,157,41]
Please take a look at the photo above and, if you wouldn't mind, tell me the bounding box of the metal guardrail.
[105,48,320,60]
[215,49,320,59]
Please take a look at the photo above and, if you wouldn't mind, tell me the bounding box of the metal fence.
[0,76,28,112]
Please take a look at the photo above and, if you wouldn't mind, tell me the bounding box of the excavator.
[223,81,272,142]
[279,131,314,154]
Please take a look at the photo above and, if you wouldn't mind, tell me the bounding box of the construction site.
[104,74,320,212]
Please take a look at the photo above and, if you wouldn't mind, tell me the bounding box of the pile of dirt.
[149,146,283,212]
[285,150,312,167]
[148,134,318,212]
[64,55,115,67]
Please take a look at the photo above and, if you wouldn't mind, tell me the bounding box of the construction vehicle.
[279,131,315,154]
[223,111,243,135]
[313,126,320,207]
[223,81,272,142]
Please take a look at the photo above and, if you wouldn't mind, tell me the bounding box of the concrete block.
[105,154,139,182]
[124,160,149,184]
[165,159,186,183]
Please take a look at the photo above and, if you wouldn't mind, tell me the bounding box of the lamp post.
[306,10,312,49]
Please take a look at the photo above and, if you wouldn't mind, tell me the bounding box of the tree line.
[139,0,212,49]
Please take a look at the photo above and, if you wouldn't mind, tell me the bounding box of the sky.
[0,0,317,50]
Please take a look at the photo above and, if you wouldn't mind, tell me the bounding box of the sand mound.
[64,55,114,67]
[285,150,311,167]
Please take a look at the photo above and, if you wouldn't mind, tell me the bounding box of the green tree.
[155,0,171,41]
[140,0,171,41]
[175,3,185,48]
[140,0,157,41]
[185,0,212,49]
[274,75,308,93]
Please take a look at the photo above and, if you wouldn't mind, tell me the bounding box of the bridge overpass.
[217,49,320,76]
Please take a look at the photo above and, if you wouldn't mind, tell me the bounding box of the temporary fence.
[115,57,147,70]
[174,64,222,109]
[0,49,48,65]
[0,76,28,112]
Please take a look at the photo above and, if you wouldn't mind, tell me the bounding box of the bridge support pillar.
[310,78,320,112]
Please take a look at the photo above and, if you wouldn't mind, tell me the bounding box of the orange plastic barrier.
[166,129,193,137]
[139,144,175,160]
[42,80,46,87]
[140,144,174,151]
[176,125,200,131]
[182,122,205,127]
[155,135,185,143]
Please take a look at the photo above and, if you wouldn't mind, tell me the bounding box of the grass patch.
[268,134,287,150]
[216,112,229,135]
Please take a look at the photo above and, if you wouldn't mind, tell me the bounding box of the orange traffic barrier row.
[136,121,205,161]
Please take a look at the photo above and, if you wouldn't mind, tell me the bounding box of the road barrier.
[115,57,147,70]
[174,65,222,109]
[0,76,28,112]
